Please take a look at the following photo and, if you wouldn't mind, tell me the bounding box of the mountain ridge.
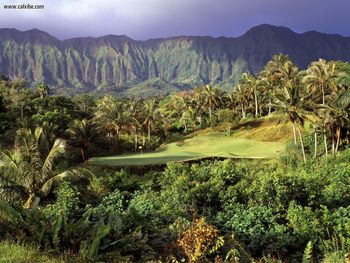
[3,24,349,41]
[1,24,350,96]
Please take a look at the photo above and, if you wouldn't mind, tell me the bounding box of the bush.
[2,153,350,262]
[89,189,126,220]
[43,182,80,218]
[216,204,294,256]
[278,141,303,166]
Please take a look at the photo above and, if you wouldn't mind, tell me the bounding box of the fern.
[302,241,313,263]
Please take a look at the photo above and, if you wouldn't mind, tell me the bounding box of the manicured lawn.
[89,135,285,167]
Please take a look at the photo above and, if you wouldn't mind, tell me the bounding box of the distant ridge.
[1,24,350,96]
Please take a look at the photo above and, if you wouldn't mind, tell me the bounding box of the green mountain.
[1,24,350,96]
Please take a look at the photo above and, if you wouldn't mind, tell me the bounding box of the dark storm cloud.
[0,0,349,39]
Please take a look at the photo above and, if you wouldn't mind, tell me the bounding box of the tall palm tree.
[202,85,220,125]
[239,73,259,117]
[306,114,323,158]
[225,92,239,115]
[180,107,196,133]
[66,119,104,160]
[304,59,339,105]
[304,59,340,157]
[126,100,142,151]
[142,99,158,148]
[324,91,350,155]
[273,60,307,162]
[0,128,91,208]
[94,96,125,151]
[257,69,277,116]
[235,80,252,119]
[265,54,291,79]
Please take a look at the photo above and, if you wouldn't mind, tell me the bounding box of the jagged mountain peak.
[0,24,350,96]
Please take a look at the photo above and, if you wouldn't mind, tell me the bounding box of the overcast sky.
[0,0,349,40]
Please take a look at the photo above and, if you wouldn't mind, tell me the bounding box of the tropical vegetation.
[0,55,349,262]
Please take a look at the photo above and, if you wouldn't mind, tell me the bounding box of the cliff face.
[1,24,350,95]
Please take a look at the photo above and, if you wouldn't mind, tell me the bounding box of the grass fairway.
[89,135,285,167]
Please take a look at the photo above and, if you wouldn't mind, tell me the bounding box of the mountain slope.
[1,24,350,96]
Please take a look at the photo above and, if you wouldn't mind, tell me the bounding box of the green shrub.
[43,182,80,218]
[89,189,126,220]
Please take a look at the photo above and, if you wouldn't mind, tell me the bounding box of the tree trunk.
[323,125,328,157]
[148,122,151,147]
[135,133,138,151]
[296,125,306,163]
[209,104,212,125]
[292,122,297,144]
[115,130,119,152]
[268,99,272,116]
[322,85,325,105]
[314,131,317,158]
[20,106,24,120]
[108,132,113,153]
[241,104,246,119]
[24,193,36,209]
[335,127,341,155]
[80,148,86,161]
[254,89,258,118]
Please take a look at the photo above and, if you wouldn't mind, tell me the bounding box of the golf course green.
[88,135,285,166]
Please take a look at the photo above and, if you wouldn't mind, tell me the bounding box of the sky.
[0,0,349,40]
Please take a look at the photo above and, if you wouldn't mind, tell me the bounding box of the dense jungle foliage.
[0,54,349,262]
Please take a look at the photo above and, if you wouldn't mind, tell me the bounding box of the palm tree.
[266,54,291,79]
[257,69,276,116]
[306,114,323,158]
[202,85,220,125]
[126,100,142,151]
[142,99,158,148]
[304,59,340,157]
[8,85,32,121]
[324,92,350,155]
[36,83,51,100]
[180,107,196,133]
[74,94,96,116]
[0,128,91,208]
[225,92,239,115]
[239,73,259,117]
[94,96,125,151]
[273,60,307,162]
[304,59,339,105]
[66,119,104,160]
[235,81,252,119]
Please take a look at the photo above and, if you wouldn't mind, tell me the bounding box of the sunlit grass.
[0,242,60,263]
[89,136,285,167]
[89,117,289,167]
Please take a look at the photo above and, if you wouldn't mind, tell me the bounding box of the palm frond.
[40,166,93,196]
[0,150,20,177]
[41,138,66,183]
[0,200,22,225]
[0,183,28,203]
[302,241,313,263]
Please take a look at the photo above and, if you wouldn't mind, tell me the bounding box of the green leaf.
[302,241,313,263]
[88,223,111,258]
[52,214,63,249]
